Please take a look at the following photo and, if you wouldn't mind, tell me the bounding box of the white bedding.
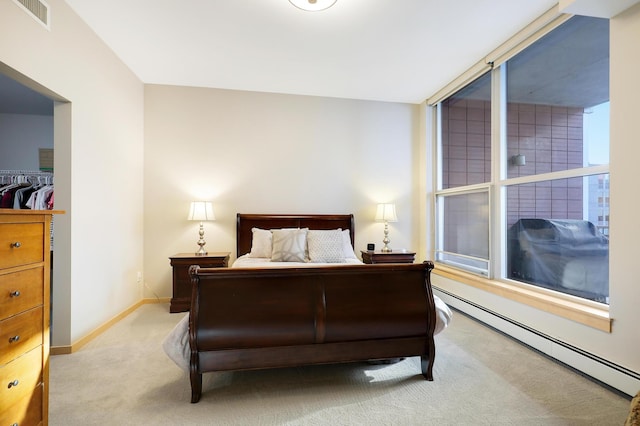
[232,253,364,267]
[163,256,453,371]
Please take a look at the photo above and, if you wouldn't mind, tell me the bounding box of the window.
[439,72,492,190]
[435,72,491,275]
[505,175,609,303]
[436,190,489,275]
[434,15,610,304]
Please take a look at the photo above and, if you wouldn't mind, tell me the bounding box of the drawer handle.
[9,290,21,298]
[9,335,20,343]
[8,379,19,388]
[10,241,21,248]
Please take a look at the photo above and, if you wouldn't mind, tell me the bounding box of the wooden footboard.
[188,262,436,403]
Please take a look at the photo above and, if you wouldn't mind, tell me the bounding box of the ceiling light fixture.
[289,0,337,12]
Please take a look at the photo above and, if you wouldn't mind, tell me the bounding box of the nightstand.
[169,252,230,313]
[361,250,416,264]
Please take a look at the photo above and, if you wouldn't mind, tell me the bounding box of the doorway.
[0,62,72,348]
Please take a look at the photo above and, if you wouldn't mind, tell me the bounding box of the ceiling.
[8,0,606,115]
[0,73,54,115]
[58,0,557,104]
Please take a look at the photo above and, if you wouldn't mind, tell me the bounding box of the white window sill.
[433,263,612,333]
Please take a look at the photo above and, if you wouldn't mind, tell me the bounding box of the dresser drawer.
[0,346,43,412]
[0,268,44,320]
[0,307,43,366]
[0,223,44,270]
[0,384,43,426]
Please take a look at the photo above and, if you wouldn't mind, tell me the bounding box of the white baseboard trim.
[434,287,640,398]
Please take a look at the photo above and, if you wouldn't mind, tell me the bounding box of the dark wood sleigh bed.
[187,214,437,403]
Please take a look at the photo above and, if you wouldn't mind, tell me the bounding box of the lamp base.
[381,221,392,252]
[195,222,207,256]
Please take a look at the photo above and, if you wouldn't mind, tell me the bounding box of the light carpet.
[49,303,631,425]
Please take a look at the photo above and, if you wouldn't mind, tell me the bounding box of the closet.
[1,170,55,208]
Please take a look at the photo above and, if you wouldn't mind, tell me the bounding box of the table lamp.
[188,201,215,255]
[375,203,397,252]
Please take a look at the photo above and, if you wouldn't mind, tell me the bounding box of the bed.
[163,214,452,403]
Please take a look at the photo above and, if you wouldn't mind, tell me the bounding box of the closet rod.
[0,169,53,175]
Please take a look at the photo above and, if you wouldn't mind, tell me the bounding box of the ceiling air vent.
[12,0,50,30]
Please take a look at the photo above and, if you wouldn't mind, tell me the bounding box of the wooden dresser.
[0,210,61,426]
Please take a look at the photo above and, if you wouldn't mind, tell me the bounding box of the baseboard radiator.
[434,287,640,398]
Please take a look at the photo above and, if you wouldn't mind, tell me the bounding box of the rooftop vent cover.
[12,0,50,30]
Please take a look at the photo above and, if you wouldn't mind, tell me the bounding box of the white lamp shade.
[188,201,215,221]
[289,0,337,12]
[375,203,398,222]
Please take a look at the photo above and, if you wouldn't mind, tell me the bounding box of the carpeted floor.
[49,303,631,425]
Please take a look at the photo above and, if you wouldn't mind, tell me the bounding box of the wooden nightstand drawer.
[0,346,43,411]
[0,223,44,270]
[361,250,416,264]
[0,268,44,320]
[0,307,43,365]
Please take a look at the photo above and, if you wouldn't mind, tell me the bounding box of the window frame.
[434,183,492,276]
[429,12,612,332]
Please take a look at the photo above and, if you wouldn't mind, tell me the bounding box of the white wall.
[143,85,420,298]
[0,113,53,170]
[430,3,640,396]
[608,0,640,381]
[0,0,145,345]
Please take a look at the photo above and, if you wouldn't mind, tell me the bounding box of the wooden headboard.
[236,214,355,258]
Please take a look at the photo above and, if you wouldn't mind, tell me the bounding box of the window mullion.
[490,64,506,280]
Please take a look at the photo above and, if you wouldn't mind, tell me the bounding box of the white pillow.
[342,229,357,259]
[308,229,346,263]
[271,228,308,262]
[249,228,272,258]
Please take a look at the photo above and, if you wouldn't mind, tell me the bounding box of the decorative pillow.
[249,228,272,258]
[307,229,346,263]
[342,229,358,259]
[271,228,308,262]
